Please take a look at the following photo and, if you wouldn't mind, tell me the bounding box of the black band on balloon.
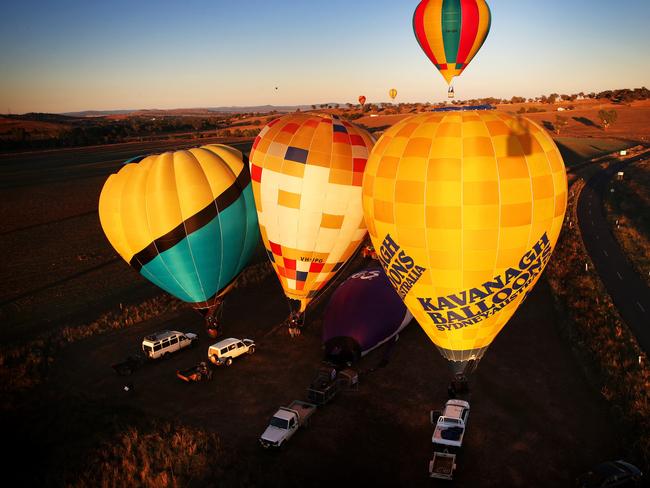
[130,166,251,271]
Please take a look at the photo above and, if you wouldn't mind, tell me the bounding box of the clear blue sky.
[1,0,648,113]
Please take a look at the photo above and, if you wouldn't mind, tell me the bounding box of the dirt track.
[1,142,624,486]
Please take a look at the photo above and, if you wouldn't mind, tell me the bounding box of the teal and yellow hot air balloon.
[413,0,491,97]
[99,144,258,335]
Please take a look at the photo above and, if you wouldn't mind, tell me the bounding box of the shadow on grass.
[573,116,601,129]
[554,140,585,167]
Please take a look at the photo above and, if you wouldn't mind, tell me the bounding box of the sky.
[1,0,649,113]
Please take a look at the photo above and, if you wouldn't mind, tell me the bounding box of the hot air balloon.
[99,144,259,336]
[389,88,398,101]
[249,113,375,334]
[358,95,367,107]
[323,267,412,366]
[413,0,491,98]
[362,111,567,378]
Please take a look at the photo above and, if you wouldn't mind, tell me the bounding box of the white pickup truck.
[259,400,316,448]
[429,399,470,480]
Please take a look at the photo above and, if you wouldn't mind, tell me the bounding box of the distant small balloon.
[358,95,367,107]
[389,88,398,100]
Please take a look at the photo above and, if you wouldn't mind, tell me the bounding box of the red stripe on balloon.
[456,0,479,65]
[413,0,439,66]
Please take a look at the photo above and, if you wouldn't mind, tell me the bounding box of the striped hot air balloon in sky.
[249,113,375,326]
[413,0,491,86]
[99,144,258,322]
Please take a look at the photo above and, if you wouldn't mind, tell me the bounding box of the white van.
[141,330,197,359]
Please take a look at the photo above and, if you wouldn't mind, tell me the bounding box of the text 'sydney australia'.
[378,233,552,332]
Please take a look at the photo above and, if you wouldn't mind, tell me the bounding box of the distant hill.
[207,104,314,113]
[11,112,85,123]
[62,105,325,117]
[62,109,137,117]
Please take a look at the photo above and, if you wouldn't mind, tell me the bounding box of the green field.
[554,137,634,167]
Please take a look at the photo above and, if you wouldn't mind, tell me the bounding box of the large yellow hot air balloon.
[99,144,259,335]
[249,113,375,333]
[362,111,567,375]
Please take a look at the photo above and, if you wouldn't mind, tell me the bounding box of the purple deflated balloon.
[323,267,413,365]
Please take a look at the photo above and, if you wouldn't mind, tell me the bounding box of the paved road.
[577,151,650,354]
[0,137,255,189]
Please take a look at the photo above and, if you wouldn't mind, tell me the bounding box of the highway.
[577,150,650,353]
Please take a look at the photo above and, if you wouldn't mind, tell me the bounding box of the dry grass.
[604,158,650,287]
[0,295,184,398]
[546,177,650,470]
[67,422,224,488]
[0,261,273,399]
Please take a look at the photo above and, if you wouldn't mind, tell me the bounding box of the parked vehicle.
[429,451,456,481]
[176,362,213,382]
[259,400,316,448]
[429,399,471,480]
[306,365,358,405]
[141,330,197,359]
[111,354,146,376]
[577,460,643,487]
[208,337,255,366]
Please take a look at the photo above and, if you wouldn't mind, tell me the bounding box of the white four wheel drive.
[208,337,255,366]
[141,330,197,359]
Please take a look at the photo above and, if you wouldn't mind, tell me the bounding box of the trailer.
[306,365,358,405]
[429,451,457,480]
[111,354,146,376]
[176,362,213,382]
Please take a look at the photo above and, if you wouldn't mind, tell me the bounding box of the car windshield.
[143,345,152,352]
[270,417,289,429]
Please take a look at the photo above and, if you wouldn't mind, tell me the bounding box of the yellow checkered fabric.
[362,111,567,361]
[250,113,375,312]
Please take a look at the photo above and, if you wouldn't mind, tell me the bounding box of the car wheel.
[248,346,255,355]
[225,358,233,367]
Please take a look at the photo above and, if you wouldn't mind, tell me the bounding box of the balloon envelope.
[99,144,258,309]
[389,88,398,100]
[413,0,491,85]
[358,95,367,106]
[362,111,567,371]
[249,113,375,313]
[323,267,412,365]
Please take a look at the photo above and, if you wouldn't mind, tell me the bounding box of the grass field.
[554,137,633,167]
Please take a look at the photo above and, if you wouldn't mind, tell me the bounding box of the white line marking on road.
[638,302,646,313]
[616,272,623,280]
